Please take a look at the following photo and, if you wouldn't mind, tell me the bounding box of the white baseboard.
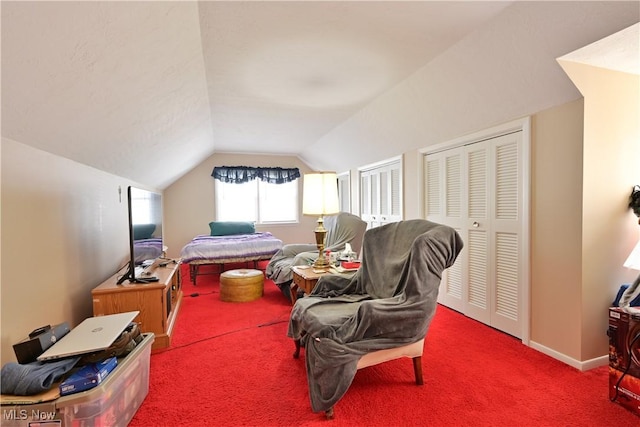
[528,340,609,371]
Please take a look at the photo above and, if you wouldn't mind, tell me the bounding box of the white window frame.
[215,178,299,225]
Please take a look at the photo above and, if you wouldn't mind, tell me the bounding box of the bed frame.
[187,256,273,285]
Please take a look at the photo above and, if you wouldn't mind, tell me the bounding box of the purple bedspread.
[180,232,283,264]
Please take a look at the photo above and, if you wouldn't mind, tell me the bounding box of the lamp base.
[313,254,331,269]
[312,216,330,269]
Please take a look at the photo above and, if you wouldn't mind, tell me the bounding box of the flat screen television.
[117,186,164,284]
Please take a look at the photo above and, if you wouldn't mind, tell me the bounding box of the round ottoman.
[220,269,264,302]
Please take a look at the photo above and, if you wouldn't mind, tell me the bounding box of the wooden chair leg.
[413,356,424,385]
[325,407,334,420]
[293,339,301,359]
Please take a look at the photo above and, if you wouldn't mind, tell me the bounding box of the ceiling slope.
[2,2,638,188]
[1,1,512,188]
[301,1,640,173]
[2,1,213,189]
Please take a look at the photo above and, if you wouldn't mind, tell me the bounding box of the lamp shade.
[624,241,640,271]
[302,172,340,216]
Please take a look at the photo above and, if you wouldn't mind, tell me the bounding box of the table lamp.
[620,239,640,308]
[302,172,340,268]
[625,241,640,271]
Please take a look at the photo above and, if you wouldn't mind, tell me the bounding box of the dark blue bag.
[613,283,640,307]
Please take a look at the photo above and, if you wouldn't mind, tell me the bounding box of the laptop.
[37,311,139,361]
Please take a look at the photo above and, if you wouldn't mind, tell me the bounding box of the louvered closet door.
[425,131,523,339]
[360,159,403,229]
[424,148,465,312]
[379,163,402,225]
[464,132,522,338]
[360,173,372,227]
[337,174,350,212]
[464,139,494,328]
[488,133,521,337]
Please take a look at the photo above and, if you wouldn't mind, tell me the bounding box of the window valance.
[212,166,300,184]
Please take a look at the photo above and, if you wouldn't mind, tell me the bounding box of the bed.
[133,238,163,263]
[180,232,283,285]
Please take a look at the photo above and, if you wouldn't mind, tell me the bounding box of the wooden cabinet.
[92,261,182,351]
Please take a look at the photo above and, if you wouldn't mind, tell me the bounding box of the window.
[259,179,298,223]
[130,188,161,226]
[215,178,298,224]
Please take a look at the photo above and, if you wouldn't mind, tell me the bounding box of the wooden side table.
[290,266,329,304]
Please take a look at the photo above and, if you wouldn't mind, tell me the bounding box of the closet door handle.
[472,221,480,228]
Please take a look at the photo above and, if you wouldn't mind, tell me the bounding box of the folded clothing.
[1,357,79,396]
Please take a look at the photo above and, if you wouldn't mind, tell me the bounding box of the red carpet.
[129,263,639,426]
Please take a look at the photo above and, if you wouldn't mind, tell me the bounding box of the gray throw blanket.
[1,357,80,395]
[288,219,463,413]
[266,212,366,297]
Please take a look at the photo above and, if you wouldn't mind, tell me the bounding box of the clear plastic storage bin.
[1,333,154,427]
[56,333,154,426]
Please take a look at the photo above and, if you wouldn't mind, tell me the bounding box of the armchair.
[266,212,367,300]
[288,219,463,418]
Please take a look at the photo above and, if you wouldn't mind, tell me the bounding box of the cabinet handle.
[472,221,480,228]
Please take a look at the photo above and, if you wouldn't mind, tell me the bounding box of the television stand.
[92,260,182,351]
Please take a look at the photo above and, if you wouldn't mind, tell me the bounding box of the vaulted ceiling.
[2,1,638,189]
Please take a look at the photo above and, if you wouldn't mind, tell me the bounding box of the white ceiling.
[1,1,638,189]
[559,22,640,75]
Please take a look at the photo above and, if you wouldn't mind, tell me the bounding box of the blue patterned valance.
[212,166,300,184]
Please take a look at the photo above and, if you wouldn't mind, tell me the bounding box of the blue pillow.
[133,224,156,240]
[209,221,255,236]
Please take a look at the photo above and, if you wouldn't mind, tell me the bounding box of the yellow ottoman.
[220,269,264,302]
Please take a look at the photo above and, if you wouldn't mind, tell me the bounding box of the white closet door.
[388,165,402,222]
[370,172,379,224]
[424,148,465,312]
[360,173,371,223]
[464,132,522,337]
[424,130,524,339]
[337,173,350,213]
[464,141,491,325]
[490,134,521,337]
[360,158,403,229]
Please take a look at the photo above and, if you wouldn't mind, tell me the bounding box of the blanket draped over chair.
[288,219,463,413]
[266,212,367,299]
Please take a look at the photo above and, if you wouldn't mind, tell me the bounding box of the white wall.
[0,138,151,364]
[530,99,585,360]
[301,1,639,174]
[320,27,639,364]
[558,62,640,360]
[163,152,319,260]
